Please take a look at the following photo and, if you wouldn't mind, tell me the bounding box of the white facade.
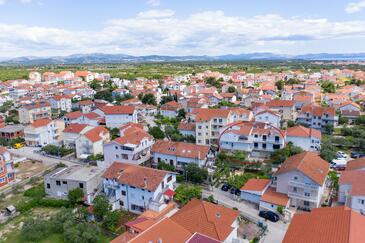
[152,152,207,171]
[105,112,138,128]
[49,97,72,112]
[24,122,59,147]
[286,135,321,151]
[255,111,281,128]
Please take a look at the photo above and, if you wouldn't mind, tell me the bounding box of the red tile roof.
[283,206,365,243]
[30,118,52,128]
[83,126,109,142]
[178,122,196,131]
[240,179,270,192]
[339,170,365,196]
[102,162,172,191]
[63,123,88,134]
[102,105,135,115]
[346,158,365,171]
[286,125,321,139]
[260,187,289,206]
[151,140,210,160]
[64,111,83,119]
[193,108,231,122]
[267,100,295,108]
[276,152,329,185]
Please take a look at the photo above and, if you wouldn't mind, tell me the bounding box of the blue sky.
[1,0,365,57]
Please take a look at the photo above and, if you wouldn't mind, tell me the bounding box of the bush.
[16,198,70,213]
[185,163,208,184]
[23,184,46,199]
[21,218,51,242]
[174,184,202,206]
[277,205,284,214]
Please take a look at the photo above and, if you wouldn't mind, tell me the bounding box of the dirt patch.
[15,160,47,181]
[238,219,262,241]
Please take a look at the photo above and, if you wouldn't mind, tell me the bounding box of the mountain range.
[1,52,365,65]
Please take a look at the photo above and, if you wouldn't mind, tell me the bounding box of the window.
[167,175,172,182]
[254,143,258,148]
[141,196,144,200]
[304,192,311,197]
[119,200,124,206]
[122,191,126,196]
[294,176,298,180]
[46,183,50,189]
[116,154,119,159]
[262,144,266,149]
[262,135,267,141]
[79,183,84,189]
[63,181,67,185]
[56,180,61,186]
[293,187,297,192]
[359,199,365,205]
[304,201,310,206]
[115,146,118,150]
[169,160,173,166]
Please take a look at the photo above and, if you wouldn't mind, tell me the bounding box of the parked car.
[259,210,280,222]
[351,152,365,159]
[336,151,347,159]
[221,183,231,191]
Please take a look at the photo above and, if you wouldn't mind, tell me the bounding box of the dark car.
[351,152,365,159]
[259,210,280,222]
[230,187,237,194]
[221,183,231,191]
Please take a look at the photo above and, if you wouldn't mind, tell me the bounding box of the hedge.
[16,198,70,213]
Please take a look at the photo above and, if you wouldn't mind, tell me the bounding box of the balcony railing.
[288,191,318,202]
[288,180,319,190]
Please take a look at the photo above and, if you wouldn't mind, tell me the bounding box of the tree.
[321,80,336,93]
[356,115,365,125]
[148,126,165,139]
[141,93,157,105]
[21,218,50,242]
[160,95,174,105]
[320,137,337,162]
[68,188,84,205]
[185,163,208,184]
[227,86,236,93]
[174,184,202,205]
[177,109,186,119]
[94,90,113,102]
[323,124,334,135]
[277,205,284,214]
[93,195,111,221]
[157,161,176,172]
[287,120,295,128]
[275,80,285,91]
[103,210,122,231]
[338,116,349,125]
[64,222,100,243]
[271,142,303,164]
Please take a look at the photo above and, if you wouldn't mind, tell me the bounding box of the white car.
[336,151,347,159]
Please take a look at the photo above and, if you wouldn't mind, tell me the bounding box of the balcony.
[288,191,318,203]
[288,180,318,190]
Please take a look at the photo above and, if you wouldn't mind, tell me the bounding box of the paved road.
[9,147,81,167]
[203,187,289,243]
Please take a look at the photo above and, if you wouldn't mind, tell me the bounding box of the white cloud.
[19,0,32,3]
[137,9,175,18]
[345,1,365,13]
[146,0,160,7]
[0,0,6,5]
[1,11,365,57]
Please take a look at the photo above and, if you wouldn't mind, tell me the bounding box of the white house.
[285,125,322,151]
[151,140,210,171]
[254,110,282,128]
[339,170,365,214]
[337,101,361,113]
[240,178,270,204]
[178,123,196,137]
[48,95,72,112]
[24,118,60,147]
[62,123,94,148]
[102,162,177,214]
[160,101,182,118]
[103,123,154,168]
[101,105,137,128]
[272,152,329,210]
[297,103,338,131]
[75,126,110,159]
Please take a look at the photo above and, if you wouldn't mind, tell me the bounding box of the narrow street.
[203,187,289,243]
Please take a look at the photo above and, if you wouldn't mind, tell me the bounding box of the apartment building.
[285,125,322,151]
[18,100,52,124]
[44,165,104,203]
[254,109,282,128]
[151,140,210,171]
[219,121,285,158]
[102,162,177,214]
[160,101,182,118]
[266,100,296,120]
[75,126,110,158]
[101,105,138,128]
[339,170,365,214]
[0,147,15,188]
[48,95,72,112]
[103,123,154,167]
[24,118,60,147]
[297,103,338,131]
[272,152,329,210]
[0,125,24,141]
[63,123,94,148]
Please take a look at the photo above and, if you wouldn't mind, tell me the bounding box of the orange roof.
[240,179,270,191]
[286,125,321,139]
[64,111,83,119]
[128,218,192,243]
[283,206,365,243]
[160,101,182,111]
[102,162,172,191]
[171,199,239,241]
[300,103,336,117]
[83,126,109,142]
[152,140,210,160]
[63,123,88,134]
[346,158,365,171]
[112,126,152,145]
[260,187,289,206]
[266,100,295,108]
[102,105,135,115]
[178,122,196,131]
[276,152,329,185]
[339,170,365,196]
[193,108,231,122]
[30,118,52,128]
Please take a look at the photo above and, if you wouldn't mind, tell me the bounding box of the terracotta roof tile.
[151,140,209,160]
[30,118,52,128]
[83,126,109,142]
[102,105,135,115]
[346,157,365,171]
[63,123,88,134]
[286,125,321,139]
[240,179,270,191]
[260,187,289,206]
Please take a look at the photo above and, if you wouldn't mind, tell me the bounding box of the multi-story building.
[75,126,110,158]
[103,123,154,167]
[18,100,52,124]
[102,162,177,214]
[151,140,210,171]
[0,147,15,188]
[285,125,322,151]
[219,121,285,158]
[160,101,182,118]
[63,123,94,148]
[48,95,72,112]
[266,100,296,121]
[24,118,60,147]
[272,152,329,210]
[339,170,365,214]
[44,165,104,203]
[254,109,282,128]
[0,125,24,142]
[101,105,137,128]
[297,103,338,131]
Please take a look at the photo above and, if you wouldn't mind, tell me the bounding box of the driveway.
[9,147,81,167]
[203,187,289,243]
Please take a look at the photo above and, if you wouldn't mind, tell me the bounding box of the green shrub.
[23,184,46,198]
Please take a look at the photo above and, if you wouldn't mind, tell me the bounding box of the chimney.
[158,238,162,243]
[144,177,148,188]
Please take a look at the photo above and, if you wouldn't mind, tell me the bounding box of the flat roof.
[47,165,104,182]
[0,125,24,133]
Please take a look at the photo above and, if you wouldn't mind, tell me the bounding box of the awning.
[163,189,176,198]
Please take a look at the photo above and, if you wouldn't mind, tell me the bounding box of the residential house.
[283,206,365,243]
[266,100,296,121]
[297,103,338,131]
[24,118,60,147]
[272,152,329,210]
[160,101,182,118]
[101,105,137,128]
[346,157,365,171]
[74,100,95,114]
[151,140,210,171]
[63,123,94,148]
[75,126,110,159]
[48,95,72,112]
[0,147,15,188]
[44,165,103,204]
[339,170,365,214]
[102,162,177,214]
[18,100,52,124]
[285,125,322,151]
[0,125,24,141]
[254,110,282,128]
[103,123,154,167]
[240,179,270,204]
[178,122,196,137]
[219,121,285,158]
